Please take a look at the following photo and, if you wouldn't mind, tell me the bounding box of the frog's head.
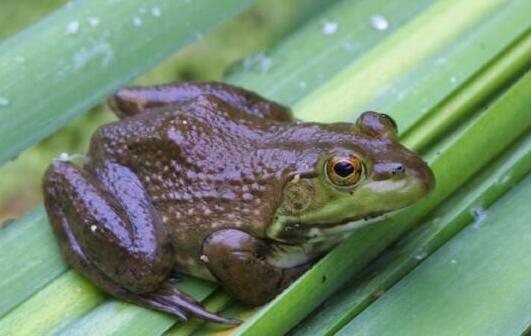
[268,112,435,242]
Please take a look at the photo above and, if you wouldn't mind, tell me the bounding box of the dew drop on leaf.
[0,96,9,107]
[370,15,389,31]
[322,20,338,35]
[66,20,80,34]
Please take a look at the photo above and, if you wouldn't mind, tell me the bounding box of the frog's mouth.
[279,208,403,243]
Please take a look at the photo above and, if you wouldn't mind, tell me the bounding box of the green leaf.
[0,0,253,165]
[403,31,531,151]
[338,175,531,336]
[0,206,66,317]
[228,0,437,105]
[0,271,104,335]
[296,0,530,128]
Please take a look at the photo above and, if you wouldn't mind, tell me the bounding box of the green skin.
[42,82,434,324]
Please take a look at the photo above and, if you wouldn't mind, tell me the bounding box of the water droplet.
[471,207,487,228]
[73,42,113,70]
[58,152,71,161]
[56,152,86,162]
[414,249,428,260]
[450,76,458,84]
[152,6,161,17]
[90,225,97,232]
[299,81,307,89]
[243,53,273,74]
[66,21,80,34]
[0,96,9,107]
[88,17,100,27]
[370,15,389,31]
[450,259,457,264]
[322,20,338,35]
[132,16,143,27]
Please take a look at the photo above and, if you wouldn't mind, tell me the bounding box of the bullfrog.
[42,82,435,324]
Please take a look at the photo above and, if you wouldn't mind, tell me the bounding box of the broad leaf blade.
[0,0,253,164]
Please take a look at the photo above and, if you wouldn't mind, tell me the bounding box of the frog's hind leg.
[108,81,293,122]
[42,161,239,324]
[202,229,311,306]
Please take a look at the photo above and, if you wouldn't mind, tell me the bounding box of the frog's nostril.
[372,162,408,180]
[391,165,405,176]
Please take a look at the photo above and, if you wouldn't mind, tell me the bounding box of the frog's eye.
[325,156,364,187]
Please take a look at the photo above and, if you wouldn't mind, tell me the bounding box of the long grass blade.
[0,0,253,165]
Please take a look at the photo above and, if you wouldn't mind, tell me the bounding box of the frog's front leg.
[43,161,238,324]
[202,229,311,306]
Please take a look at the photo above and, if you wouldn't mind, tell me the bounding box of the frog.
[42,82,435,324]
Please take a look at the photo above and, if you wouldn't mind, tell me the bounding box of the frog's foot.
[136,282,240,324]
[43,161,239,324]
[108,81,293,122]
[202,229,311,306]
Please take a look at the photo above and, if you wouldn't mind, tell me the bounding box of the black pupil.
[334,161,354,177]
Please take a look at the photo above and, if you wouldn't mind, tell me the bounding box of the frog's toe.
[137,281,241,325]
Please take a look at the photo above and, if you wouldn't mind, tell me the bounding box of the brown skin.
[42,82,434,324]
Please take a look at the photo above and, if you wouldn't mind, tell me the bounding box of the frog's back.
[87,96,299,278]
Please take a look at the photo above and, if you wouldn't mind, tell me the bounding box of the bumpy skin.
[42,82,434,324]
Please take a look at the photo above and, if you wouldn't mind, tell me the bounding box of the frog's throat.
[265,210,402,269]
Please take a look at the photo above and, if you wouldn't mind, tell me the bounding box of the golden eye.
[325,156,364,187]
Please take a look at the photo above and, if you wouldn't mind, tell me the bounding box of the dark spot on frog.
[254,251,265,261]
[321,275,327,283]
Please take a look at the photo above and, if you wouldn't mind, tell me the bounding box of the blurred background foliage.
[0,0,332,222]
